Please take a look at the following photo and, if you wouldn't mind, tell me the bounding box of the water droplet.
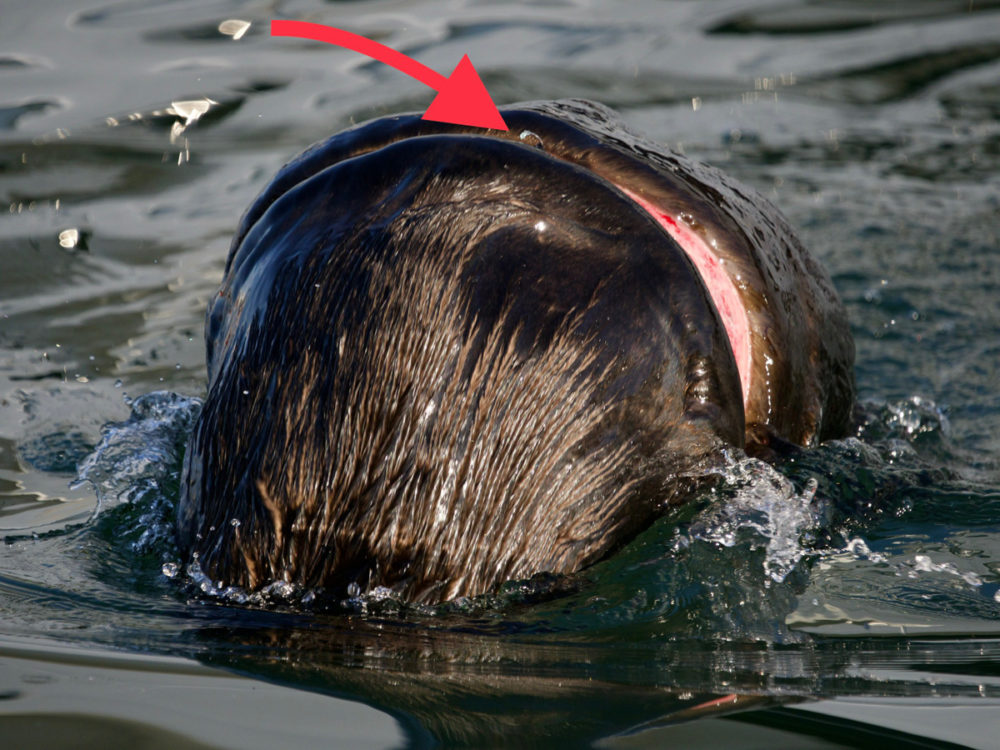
[218,19,251,40]
[170,98,214,127]
[519,130,544,149]
[58,228,79,249]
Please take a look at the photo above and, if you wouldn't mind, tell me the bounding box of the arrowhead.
[422,55,508,131]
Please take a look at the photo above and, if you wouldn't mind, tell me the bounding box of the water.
[2,0,999,746]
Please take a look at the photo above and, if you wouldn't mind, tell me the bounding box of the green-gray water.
[2,1,999,746]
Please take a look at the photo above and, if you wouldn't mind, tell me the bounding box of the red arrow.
[271,20,508,131]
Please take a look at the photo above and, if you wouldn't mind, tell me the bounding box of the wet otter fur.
[178,100,854,604]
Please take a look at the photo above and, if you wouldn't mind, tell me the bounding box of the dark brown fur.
[178,100,854,604]
[219,246,636,603]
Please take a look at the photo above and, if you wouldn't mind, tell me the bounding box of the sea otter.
[177,100,854,604]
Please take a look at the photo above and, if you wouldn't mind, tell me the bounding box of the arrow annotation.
[271,20,508,131]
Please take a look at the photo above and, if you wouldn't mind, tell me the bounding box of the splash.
[857,395,950,445]
[73,391,201,551]
[685,457,823,583]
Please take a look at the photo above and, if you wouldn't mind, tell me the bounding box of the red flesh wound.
[617,186,752,408]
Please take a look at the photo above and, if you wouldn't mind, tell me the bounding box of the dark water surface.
[2,1,999,747]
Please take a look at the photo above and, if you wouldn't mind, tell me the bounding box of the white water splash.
[71,391,201,558]
[687,457,822,583]
[73,391,201,514]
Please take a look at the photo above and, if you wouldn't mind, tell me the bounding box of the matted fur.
[183,201,643,603]
[180,100,855,605]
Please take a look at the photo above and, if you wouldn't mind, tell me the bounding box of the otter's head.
[177,100,852,604]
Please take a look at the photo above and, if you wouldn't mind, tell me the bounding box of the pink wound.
[618,186,751,407]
